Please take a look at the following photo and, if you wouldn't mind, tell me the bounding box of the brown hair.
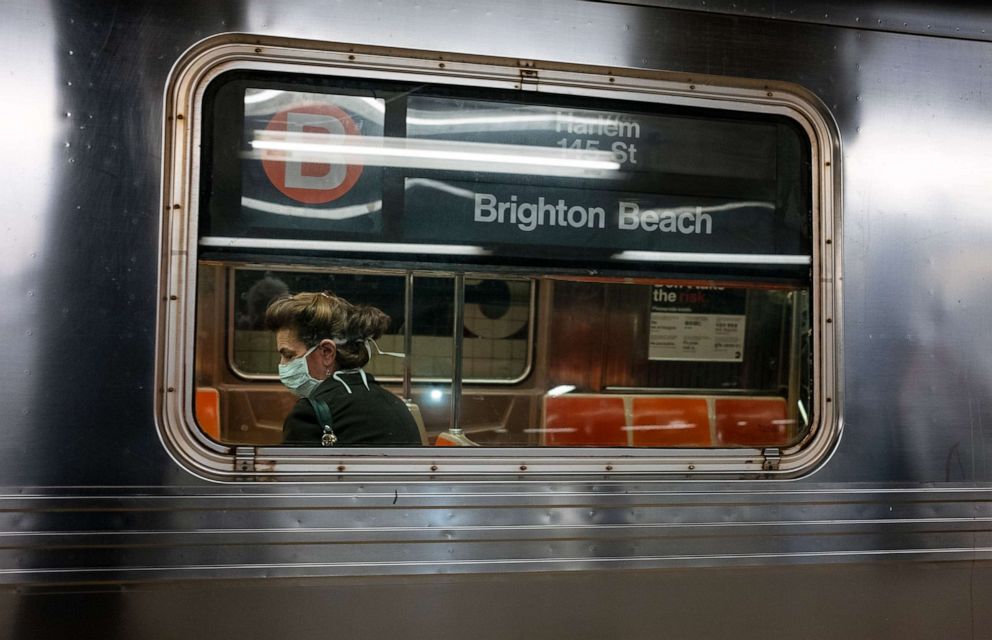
[265,291,391,369]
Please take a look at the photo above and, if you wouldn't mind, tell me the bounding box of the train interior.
[194,265,812,448]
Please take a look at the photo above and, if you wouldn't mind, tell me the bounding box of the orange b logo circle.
[260,103,364,204]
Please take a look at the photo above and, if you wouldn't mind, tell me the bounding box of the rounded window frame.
[157,34,841,482]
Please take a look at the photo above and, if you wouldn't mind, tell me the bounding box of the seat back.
[435,431,480,446]
[714,397,791,446]
[195,387,221,440]
[543,393,792,448]
[404,399,430,446]
[630,396,711,446]
[543,395,627,446]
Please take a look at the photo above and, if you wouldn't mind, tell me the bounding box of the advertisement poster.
[649,285,747,362]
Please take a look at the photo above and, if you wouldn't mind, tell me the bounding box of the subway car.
[2,1,991,638]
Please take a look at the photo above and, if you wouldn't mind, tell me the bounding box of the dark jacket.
[282,370,422,446]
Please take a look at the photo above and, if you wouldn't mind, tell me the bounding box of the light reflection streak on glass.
[409,112,615,128]
[613,251,811,265]
[240,196,382,220]
[622,424,697,431]
[199,236,491,256]
[405,178,476,199]
[546,384,576,397]
[243,89,283,104]
[245,92,385,122]
[362,98,642,132]
[249,131,621,177]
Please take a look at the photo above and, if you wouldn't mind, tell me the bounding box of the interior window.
[228,268,532,383]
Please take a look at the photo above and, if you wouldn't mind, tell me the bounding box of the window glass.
[193,70,813,450]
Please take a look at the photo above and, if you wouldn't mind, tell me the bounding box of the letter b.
[618,201,639,229]
[475,193,498,222]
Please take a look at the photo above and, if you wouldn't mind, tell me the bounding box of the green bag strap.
[307,397,337,446]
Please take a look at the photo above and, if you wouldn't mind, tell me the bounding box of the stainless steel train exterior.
[3,1,992,638]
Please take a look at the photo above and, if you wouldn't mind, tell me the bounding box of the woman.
[265,291,423,446]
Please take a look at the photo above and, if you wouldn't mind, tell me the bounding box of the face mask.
[278,345,320,398]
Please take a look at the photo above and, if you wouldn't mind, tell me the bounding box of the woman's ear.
[317,339,337,371]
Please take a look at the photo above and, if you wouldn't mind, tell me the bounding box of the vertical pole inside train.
[449,274,465,434]
[787,290,805,436]
[403,272,413,401]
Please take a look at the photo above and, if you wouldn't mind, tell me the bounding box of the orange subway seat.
[544,395,627,446]
[630,397,711,446]
[195,387,221,441]
[434,431,479,446]
[714,397,790,447]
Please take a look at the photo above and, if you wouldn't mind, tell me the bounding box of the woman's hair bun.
[346,304,391,341]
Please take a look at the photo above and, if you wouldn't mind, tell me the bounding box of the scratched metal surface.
[1,1,992,637]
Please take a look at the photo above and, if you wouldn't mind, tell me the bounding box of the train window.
[161,39,837,477]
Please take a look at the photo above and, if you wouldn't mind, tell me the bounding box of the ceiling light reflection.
[243,89,284,105]
[613,251,811,265]
[240,196,381,220]
[249,131,620,178]
[199,236,491,256]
